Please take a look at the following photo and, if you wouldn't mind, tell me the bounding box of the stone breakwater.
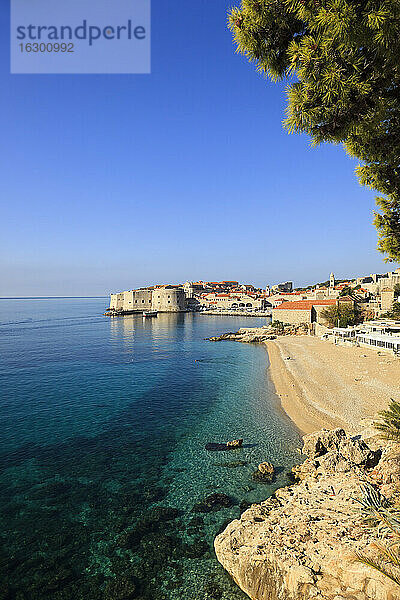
[207,324,309,343]
[215,426,400,600]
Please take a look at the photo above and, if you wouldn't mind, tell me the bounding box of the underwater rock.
[186,516,204,535]
[192,493,233,513]
[117,506,180,548]
[104,575,138,599]
[205,443,229,451]
[140,532,181,563]
[183,539,209,559]
[42,567,74,592]
[204,579,223,599]
[117,529,141,549]
[188,516,204,528]
[0,583,11,600]
[30,480,73,499]
[205,439,243,451]
[252,461,275,483]
[239,500,251,513]
[140,485,167,503]
[146,506,180,522]
[217,460,248,468]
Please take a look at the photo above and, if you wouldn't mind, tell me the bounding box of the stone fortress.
[109,285,187,314]
[107,279,274,315]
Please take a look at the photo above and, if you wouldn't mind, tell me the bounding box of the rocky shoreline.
[207,323,309,343]
[215,424,400,600]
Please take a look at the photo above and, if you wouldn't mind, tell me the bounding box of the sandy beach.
[266,336,400,434]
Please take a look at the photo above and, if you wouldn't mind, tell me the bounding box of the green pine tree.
[228,0,400,262]
[321,303,361,327]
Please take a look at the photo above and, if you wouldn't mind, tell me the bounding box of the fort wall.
[109,287,187,313]
[151,287,186,312]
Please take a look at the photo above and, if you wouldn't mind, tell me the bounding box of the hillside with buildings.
[106,267,400,323]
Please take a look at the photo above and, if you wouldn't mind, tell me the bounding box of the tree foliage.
[355,482,400,587]
[271,319,286,333]
[321,303,361,327]
[339,285,353,296]
[375,398,400,441]
[228,0,400,262]
[355,406,400,586]
[382,301,400,319]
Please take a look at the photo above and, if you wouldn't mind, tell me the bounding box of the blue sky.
[0,0,393,296]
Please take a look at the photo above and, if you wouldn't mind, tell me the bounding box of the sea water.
[0,298,301,599]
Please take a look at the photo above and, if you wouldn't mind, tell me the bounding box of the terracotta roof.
[336,283,352,288]
[274,300,336,310]
[282,291,303,295]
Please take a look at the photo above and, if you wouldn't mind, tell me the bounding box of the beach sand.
[266,336,400,434]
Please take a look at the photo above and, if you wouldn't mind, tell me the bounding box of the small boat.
[143,311,158,318]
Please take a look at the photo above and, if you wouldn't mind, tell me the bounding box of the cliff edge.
[215,427,400,600]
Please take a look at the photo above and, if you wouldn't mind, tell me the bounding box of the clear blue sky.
[0,1,394,296]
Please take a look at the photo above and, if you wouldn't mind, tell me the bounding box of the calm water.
[0,298,301,600]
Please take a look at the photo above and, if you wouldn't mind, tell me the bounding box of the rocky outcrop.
[227,439,244,449]
[215,428,400,600]
[252,462,275,483]
[292,428,381,480]
[207,324,310,343]
[207,328,277,343]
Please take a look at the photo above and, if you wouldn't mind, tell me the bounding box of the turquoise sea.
[0,298,301,600]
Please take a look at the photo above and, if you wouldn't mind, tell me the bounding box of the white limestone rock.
[215,429,400,600]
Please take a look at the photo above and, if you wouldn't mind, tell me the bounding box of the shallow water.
[0,298,301,599]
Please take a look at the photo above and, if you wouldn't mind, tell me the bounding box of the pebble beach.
[266,336,400,434]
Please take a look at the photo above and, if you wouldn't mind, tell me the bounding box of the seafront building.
[271,297,355,327]
[330,321,400,354]
[109,285,186,313]
[272,299,336,326]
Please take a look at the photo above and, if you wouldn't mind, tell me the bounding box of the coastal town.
[106,267,400,355]
[107,267,400,317]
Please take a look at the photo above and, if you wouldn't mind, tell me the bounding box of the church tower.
[330,272,335,288]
